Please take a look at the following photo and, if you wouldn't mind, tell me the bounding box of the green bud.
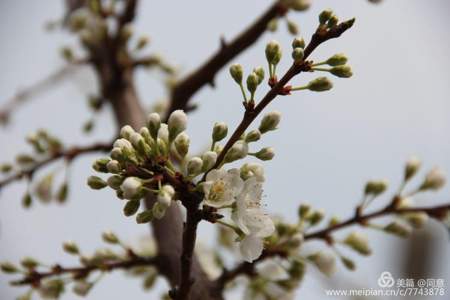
[22,193,32,208]
[330,65,353,78]
[21,257,39,269]
[327,15,339,28]
[292,37,305,49]
[309,210,324,226]
[292,47,304,62]
[364,179,388,196]
[38,279,65,299]
[267,18,278,32]
[0,163,12,173]
[124,199,140,217]
[341,256,356,271]
[174,132,190,157]
[229,64,243,84]
[92,158,110,173]
[259,111,281,134]
[245,130,261,143]
[143,272,157,290]
[102,231,119,244]
[136,210,154,224]
[63,241,79,255]
[326,53,348,66]
[106,160,122,174]
[404,156,421,182]
[56,182,69,203]
[73,281,93,297]
[403,212,429,229]
[254,147,275,161]
[87,176,107,190]
[343,232,371,256]
[265,40,282,66]
[212,122,228,142]
[246,72,259,94]
[298,203,311,219]
[384,221,411,237]
[289,258,306,280]
[253,66,265,84]
[16,154,35,165]
[307,77,333,92]
[287,19,299,35]
[319,9,333,24]
[224,141,248,163]
[147,113,161,140]
[107,175,124,190]
[61,47,74,62]
[0,262,19,273]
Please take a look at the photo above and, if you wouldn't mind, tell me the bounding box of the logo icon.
[378,271,395,288]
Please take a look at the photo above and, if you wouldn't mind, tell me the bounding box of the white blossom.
[120,177,142,199]
[421,167,446,191]
[233,177,275,262]
[203,168,244,208]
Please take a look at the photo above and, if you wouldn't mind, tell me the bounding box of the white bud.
[168,110,187,141]
[259,111,281,134]
[254,147,275,161]
[311,250,336,276]
[120,177,142,200]
[420,167,446,191]
[147,113,161,139]
[120,125,135,140]
[110,147,123,160]
[265,40,282,66]
[224,141,248,163]
[245,129,261,143]
[113,138,133,151]
[187,157,203,176]
[158,124,169,144]
[202,151,217,171]
[157,185,174,208]
[106,160,121,174]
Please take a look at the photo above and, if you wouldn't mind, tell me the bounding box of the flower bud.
[39,279,65,299]
[404,156,421,181]
[419,167,446,191]
[110,147,124,161]
[152,202,167,219]
[106,160,121,174]
[240,163,265,182]
[309,209,324,225]
[113,138,134,156]
[73,281,93,297]
[87,176,107,190]
[147,113,161,139]
[21,257,39,269]
[384,221,411,237]
[121,177,143,200]
[284,0,311,11]
[63,241,79,255]
[309,250,336,276]
[229,64,243,84]
[343,232,371,255]
[246,72,259,94]
[212,122,228,142]
[174,132,190,157]
[327,15,339,28]
[92,158,110,173]
[1,262,19,274]
[245,129,261,143]
[287,19,299,35]
[254,147,275,161]
[267,18,278,32]
[319,9,333,24]
[330,65,353,78]
[253,66,265,84]
[202,151,217,171]
[341,256,356,271]
[157,185,174,207]
[224,141,248,163]
[326,53,348,66]
[123,199,140,216]
[292,37,305,49]
[136,210,153,224]
[102,231,119,244]
[265,40,282,66]
[298,203,311,219]
[187,157,203,176]
[259,111,281,134]
[292,47,304,62]
[136,36,149,50]
[364,179,388,196]
[120,125,135,140]
[168,110,187,141]
[403,212,428,229]
[107,175,124,190]
[307,77,333,92]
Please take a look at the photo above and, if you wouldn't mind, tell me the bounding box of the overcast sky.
[0,0,449,299]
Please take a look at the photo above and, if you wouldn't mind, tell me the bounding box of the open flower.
[233,177,275,262]
[203,169,243,208]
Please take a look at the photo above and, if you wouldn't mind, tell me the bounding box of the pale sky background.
[0,0,449,299]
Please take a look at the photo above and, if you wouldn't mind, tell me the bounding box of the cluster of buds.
[229,63,265,103]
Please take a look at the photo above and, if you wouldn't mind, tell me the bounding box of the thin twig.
[166,2,287,119]
[0,142,111,190]
[11,255,160,286]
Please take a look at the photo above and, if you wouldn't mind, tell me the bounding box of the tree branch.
[166,2,287,118]
[0,142,111,190]
[11,254,160,286]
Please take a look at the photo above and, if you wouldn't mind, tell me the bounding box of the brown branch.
[166,2,287,118]
[0,142,111,190]
[0,64,81,125]
[11,255,160,286]
[118,0,139,28]
[304,203,450,241]
[210,18,356,173]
